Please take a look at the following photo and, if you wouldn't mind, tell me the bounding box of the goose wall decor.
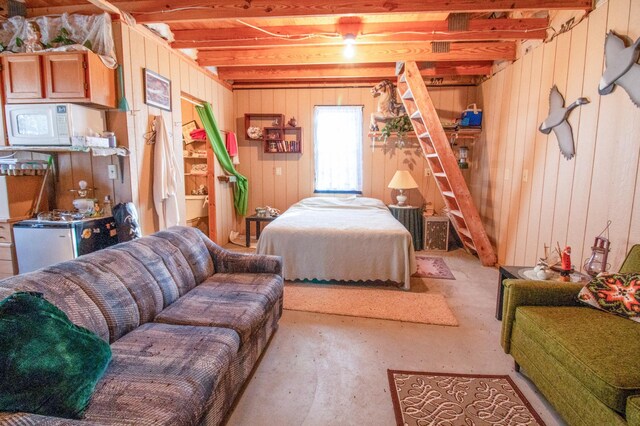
[539,85,589,160]
[599,31,640,107]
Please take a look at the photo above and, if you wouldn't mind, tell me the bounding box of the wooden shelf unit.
[264,127,303,154]
[244,113,284,140]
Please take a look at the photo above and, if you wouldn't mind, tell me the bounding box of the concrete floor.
[224,244,564,426]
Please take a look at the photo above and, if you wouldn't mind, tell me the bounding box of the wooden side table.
[388,205,423,251]
[245,215,275,247]
[495,266,526,321]
[495,265,590,320]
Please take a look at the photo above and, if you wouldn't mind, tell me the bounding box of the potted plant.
[380,115,412,146]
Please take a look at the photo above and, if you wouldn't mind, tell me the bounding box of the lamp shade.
[388,170,418,190]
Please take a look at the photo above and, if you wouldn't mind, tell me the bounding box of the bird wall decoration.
[539,85,589,160]
[599,31,640,107]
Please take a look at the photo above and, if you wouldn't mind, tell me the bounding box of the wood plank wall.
[113,21,236,242]
[471,0,640,271]
[233,86,476,222]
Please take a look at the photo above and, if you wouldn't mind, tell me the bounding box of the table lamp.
[388,170,418,207]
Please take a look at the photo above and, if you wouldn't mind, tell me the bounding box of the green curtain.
[196,102,248,216]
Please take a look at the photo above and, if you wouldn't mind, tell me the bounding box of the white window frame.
[313,105,363,193]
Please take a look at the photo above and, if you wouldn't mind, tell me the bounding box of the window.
[313,105,363,193]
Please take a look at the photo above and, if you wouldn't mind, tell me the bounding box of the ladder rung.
[399,73,406,83]
[401,89,413,100]
[443,191,455,198]
[418,132,430,139]
[464,239,477,251]
[450,209,464,218]
[457,227,472,240]
[426,153,439,159]
[433,172,447,178]
[410,110,422,119]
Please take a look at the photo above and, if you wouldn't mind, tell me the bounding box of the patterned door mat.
[387,370,545,426]
[412,256,455,280]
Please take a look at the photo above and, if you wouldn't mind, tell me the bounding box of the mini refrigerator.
[14,216,118,274]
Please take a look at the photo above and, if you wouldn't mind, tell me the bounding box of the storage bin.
[460,104,482,127]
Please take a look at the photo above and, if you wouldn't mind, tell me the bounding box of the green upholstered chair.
[501,245,640,426]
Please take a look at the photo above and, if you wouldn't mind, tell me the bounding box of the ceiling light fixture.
[343,33,356,59]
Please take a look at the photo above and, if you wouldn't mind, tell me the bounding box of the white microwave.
[5,103,106,146]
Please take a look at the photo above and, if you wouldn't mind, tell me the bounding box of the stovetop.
[16,211,113,226]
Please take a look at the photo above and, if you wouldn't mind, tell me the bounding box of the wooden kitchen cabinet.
[0,221,19,279]
[1,55,44,101]
[2,51,116,108]
[43,53,87,100]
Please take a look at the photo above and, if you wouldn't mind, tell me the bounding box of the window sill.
[314,190,363,194]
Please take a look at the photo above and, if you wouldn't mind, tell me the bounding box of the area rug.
[284,285,458,326]
[387,370,545,426]
[412,256,455,280]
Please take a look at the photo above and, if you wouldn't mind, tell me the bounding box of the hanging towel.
[190,128,207,140]
[152,115,180,229]
[196,103,249,216]
[226,131,240,165]
[225,132,238,156]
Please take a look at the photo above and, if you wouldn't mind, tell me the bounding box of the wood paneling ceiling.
[24,0,592,88]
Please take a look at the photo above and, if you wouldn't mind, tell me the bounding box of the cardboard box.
[0,176,45,219]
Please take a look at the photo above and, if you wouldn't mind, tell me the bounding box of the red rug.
[412,256,455,280]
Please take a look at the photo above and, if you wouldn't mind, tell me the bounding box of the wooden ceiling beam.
[232,76,480,89]
[171,18,548,49]
[27,0,591,21]
[217,62,493,81]
[198,41,516,67]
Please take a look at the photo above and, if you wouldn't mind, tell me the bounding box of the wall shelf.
[244,113,284,141]
[264,127,303,154]
[367,127,481,140]
[217,175,237,183]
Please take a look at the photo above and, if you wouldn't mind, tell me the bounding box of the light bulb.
[343,33,356,59]
[344,43,355,59]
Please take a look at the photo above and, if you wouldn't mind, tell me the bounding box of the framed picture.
[182,120,198,144]
[143,69,171,111]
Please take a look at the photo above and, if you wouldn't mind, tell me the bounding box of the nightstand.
[388,205,423,251]
[245,215,276,247]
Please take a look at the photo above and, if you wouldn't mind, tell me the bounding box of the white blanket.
[256,197,416,289]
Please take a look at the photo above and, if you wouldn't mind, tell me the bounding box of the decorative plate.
[247,126,263,139]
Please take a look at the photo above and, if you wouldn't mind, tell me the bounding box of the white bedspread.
[256,197,416,289]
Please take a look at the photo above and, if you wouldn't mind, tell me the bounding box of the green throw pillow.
[0,292,112,418]
[578,273,640,322]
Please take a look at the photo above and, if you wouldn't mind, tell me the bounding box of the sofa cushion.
[45,261,141,343]
[112,240,181,306]
[628,395,640,426]
[0,292,111,419]
[578,273,640,322]
[77,249,164,324]
[515,306,640,413]
[83,322,239,425]
[154,273,283,346]
[152,227,215,286]
[0,271,109,342]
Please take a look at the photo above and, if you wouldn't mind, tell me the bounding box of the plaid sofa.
[0,226,284,425]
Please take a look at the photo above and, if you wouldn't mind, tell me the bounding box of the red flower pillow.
[578,273,640,322]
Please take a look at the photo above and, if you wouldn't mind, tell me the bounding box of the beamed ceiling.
[22,1,593,88]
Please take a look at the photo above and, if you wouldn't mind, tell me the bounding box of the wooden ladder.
[396,61,497,266]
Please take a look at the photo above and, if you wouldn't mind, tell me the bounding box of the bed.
[255,196,416,289]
